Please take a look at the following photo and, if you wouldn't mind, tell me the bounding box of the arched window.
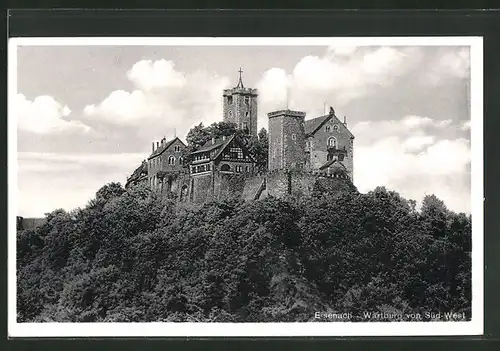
[179,156,183,164]
[333,124,339,132]
[327,137,337,148]
[168,156,175,165]
[221,164,231,172]
[325,125,331,132]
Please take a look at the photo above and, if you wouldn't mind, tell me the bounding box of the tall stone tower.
[268,109,307,171]
[222,68,258,136]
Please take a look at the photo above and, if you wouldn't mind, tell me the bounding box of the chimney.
[152,142,155,152]
[212,137,216,145]
[157,141,159,149]
[343,116,347,126]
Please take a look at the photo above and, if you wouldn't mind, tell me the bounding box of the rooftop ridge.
[267,109,306,118]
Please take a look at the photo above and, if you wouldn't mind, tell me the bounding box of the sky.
[14,43,472,217]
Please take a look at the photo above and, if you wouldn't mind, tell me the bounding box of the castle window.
[207,164,211,171]
[327,137,337,148]
[174,145,180,152]
[236,165,242,173]
[338,154,345,161]
[229,111,233,117]
[245,112,249,117]
[326,125,331,132]
[168,156,175,165]
[333,124,339,132]
[244,96,250,105]
[245,166,249,172]
[242,121,248,131]
[291,134,296,140]
[228,96,233,105]
[221,164,231,172]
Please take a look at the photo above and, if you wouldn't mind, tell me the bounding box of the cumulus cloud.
[84,60,230,139]
[256,46,424,122]
[126,59,187,91]
[15,94,91,134]
[424,47,470,85]
[256,46,470,126]
[461,120,471,130]
[352,116,471,214]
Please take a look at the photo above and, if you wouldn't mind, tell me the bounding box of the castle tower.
[222,68,258,136]
[268,109,307,171]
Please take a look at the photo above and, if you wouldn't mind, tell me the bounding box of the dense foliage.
[17,182,471,322]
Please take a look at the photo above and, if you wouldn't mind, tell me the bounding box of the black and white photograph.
[8,37,483,337]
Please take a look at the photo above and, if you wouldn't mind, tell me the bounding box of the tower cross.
[236,67,245,88]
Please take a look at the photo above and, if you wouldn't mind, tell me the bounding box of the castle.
[125,69,356,202]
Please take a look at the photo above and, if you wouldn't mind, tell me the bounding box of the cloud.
[461,120,471,130]
[15,94,91,135]
[256,46,470,123]
[424,47,470,85]
[127,59,187,91]
[84,60,230,139]
[17,152,146,217]
[352,116,471,213]
[255,46,424,121]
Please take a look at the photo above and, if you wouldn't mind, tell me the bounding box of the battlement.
[223,87,258,96]
[267,110,306,119]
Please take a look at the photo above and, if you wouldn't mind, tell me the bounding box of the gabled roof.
[191,135,235,155]
[305,114,331,136]
[319,158,347,171]
[190,134,257,163]
[148,137,186,160]
[305,113,354,138]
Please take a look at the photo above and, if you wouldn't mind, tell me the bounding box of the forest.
[17,180,472,322]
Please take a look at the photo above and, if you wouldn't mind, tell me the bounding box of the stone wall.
[308,115,354,180]
[241,173,267,200]
[268,110,307,172]
[223,87,258,136]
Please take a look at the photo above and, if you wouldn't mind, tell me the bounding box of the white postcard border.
[8,36,484,337]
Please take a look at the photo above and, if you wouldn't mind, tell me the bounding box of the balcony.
[327,145,347,153]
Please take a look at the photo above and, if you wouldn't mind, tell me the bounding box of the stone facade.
[267,107,354,182]
[305,113,354,181]
[222,70,258,136]
[147,137,188,191]
[268,110,307,171]
[126,72,356,204]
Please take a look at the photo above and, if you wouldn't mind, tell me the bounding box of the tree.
[95,182,125,203]
[248,128,269,172]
